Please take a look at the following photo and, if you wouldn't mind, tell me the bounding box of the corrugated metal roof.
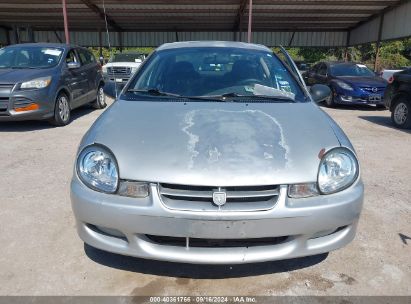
[0,0,404,32]
[0,0,410,47]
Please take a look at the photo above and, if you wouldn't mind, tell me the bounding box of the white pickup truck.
[102,52,147,85]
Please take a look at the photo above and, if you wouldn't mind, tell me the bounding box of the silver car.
[71,41,363,264]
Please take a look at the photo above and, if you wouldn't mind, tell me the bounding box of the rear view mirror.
[67,62,81,69]
[310,84,331,103]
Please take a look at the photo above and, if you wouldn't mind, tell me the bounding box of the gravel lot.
[0,99,410,296]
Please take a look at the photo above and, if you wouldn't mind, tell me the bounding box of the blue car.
[304,61,387,107]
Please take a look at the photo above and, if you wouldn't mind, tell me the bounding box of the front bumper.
[334,94,385,105]
[0,87,55,121]
[71,176,364,264]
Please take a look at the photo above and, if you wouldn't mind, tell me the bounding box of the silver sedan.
[71,41,363,264]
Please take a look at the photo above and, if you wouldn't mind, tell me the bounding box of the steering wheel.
[237,78,266,86]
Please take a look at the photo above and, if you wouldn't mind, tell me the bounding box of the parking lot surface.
[0,99,410,296]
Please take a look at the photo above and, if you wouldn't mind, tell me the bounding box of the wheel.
[324,87,336,107]
[391,98,411,129]
[49,93,71,126]
[91,85,107,109]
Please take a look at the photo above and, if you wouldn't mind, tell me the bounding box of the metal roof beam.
[79,0,122,31]
[234,0,248,31]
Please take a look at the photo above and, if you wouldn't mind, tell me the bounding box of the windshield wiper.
[211,92,296,102]
[127,89,225,102]
[126,88,182,97]
[10,66,38,69]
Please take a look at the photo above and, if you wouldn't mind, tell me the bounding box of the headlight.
[77,145,119,193]
[102,66,107,74]
[335,80,353,91]
[318,148,359,194]
[131,67,138,74]
[20,76,52,89]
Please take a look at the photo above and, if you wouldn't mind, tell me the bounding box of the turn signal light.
[14,103,39,112]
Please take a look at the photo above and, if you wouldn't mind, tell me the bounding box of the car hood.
[0,68,52,85]
[104,62,141,68]
[82,100,342,186]
[335,76,387,87]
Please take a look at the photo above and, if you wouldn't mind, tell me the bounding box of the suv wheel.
[392,98,411,129]
[92,85,107,109]
[50,93,71,126]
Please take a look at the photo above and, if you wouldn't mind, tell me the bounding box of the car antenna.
[102,0,118,99]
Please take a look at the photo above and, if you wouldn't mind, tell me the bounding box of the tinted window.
[0,46,63,69]
[110,53,145,63]
[128,47,305,101]
[318,64,327,76]
[330,64,375,77]
[66,50,79,64]
[78,49,95,65]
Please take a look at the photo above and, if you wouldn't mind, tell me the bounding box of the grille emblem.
[212,189,226,206]
[372,87,378,93]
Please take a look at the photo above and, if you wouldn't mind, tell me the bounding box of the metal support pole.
[247,0,253,43]
[374,13,385,72]
[62,0,70,44]
[238,14,243,42]
[344,31,351,62]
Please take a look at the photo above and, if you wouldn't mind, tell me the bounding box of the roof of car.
[157,41,272,52]
[4,43,80,49]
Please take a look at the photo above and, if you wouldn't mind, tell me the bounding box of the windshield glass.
[0,46,63,69]
[110,53,145,63]
[330,64,375,77]
[126,47,305,101]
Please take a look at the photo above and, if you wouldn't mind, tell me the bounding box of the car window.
[318,64,327,76]
[127,47,305,102]
[109,53,145,63]
[77,49,95,66]
[330,64,375,77]
[66,50,79,64]
[0,46,63,69]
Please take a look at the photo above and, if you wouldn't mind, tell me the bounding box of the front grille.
[107,66,131,76]
[159,183,280,211]
[360,87,385,94]
[145,235,288,248]
[0,97,8,113]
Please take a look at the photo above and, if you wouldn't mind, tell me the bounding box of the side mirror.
[310,84,331,103]
[67,62,81,69]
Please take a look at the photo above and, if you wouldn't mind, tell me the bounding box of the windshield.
[330,64,375,77]
[0,46,63,69]
[110,53,145,63]
[126,47,305,101]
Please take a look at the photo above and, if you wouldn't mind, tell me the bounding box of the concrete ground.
[0,99,410,296]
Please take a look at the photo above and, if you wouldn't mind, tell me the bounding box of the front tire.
[92,85,106,109]
[49,93,71,126]
[391,98,411,129]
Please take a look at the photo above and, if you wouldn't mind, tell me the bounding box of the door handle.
[81,72,87,76]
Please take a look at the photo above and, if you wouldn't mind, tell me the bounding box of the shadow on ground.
[319,103,386,111]
[0,105,96,132]
[84,244,328,279]
[359,115,411,134]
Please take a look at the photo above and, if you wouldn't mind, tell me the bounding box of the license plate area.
[369,94,381,103]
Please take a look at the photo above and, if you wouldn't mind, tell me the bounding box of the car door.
[63,49,87,108]
[75,48,95,105]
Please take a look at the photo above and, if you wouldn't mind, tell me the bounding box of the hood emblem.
[372,87,378,93]
[213,188,227,207]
